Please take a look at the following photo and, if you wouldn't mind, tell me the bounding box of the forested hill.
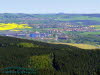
[0,36,100,75]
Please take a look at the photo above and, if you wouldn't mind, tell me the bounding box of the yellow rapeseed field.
[90,25,100,27]
[0,23,32,31]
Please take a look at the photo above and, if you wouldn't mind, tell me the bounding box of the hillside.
[51,42,100,49]
[0,36,100,75]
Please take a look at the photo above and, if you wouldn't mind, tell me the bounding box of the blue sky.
[0,0,100,13]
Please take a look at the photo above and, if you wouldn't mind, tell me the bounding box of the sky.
[0,0,100,14]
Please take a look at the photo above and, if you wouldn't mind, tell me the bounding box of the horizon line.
[0,13,100,14]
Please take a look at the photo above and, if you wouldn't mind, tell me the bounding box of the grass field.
[51,42,100,49]
[80,32,100,35]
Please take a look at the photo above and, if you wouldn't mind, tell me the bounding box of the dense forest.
[0,36,100,75]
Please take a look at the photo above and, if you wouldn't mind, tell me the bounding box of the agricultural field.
[80,32,100,35]
[52,42,100,49]
[0,23,32,31]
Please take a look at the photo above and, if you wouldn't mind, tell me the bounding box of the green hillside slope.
[0,36,100,75]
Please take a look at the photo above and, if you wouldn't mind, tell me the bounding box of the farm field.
[51,42,100,49]
[80,32,100,35]
[0,23,32,31]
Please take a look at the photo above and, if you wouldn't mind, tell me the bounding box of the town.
[0,22,99,42]
[0,13,100,45]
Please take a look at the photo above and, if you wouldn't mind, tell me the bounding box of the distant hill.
[0,36,100,75]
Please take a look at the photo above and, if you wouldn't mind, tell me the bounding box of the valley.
[0,13,100,48]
